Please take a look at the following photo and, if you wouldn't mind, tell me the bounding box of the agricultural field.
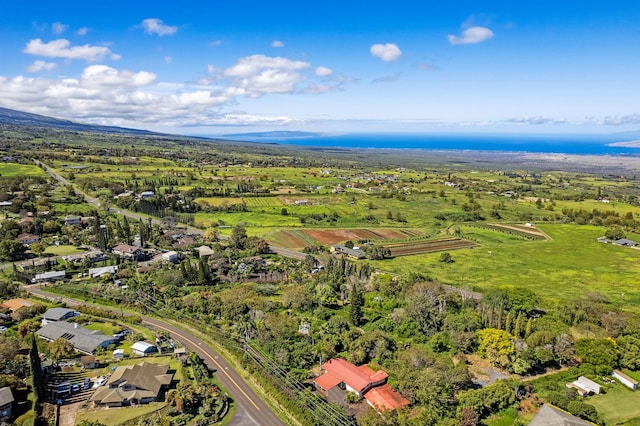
[383,237,475,257]
[0,162,48,178]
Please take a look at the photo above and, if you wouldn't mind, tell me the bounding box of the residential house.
[131,341,156,357]
[16,233,40,246]
[0,298,34,313]
[161,251,179,263]
[33,270,66,283]
[566,376,602,396]
[330,245,366,260]
[528,404,591,426]
[112,244,142,260]
[41,307,79,325]
[314,358,409,412]
[64,215,82,226]
[198,245,214,258]
[0,387,14,419]
[88,265,118,278]
[613,370,638,390]
[90,362,173,407]
[81,355,99,369]
[36,322,116,355]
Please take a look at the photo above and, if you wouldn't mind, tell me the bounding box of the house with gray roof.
[90,362,173,407]
[41,307,79,325]
[36,322,116,355]
[330,244,366,260]
[528,404,592,425]
[0,387,14,419]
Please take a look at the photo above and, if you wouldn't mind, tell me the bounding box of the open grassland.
[44,244,85,256]
[370,224,640,312]
[0,162,48,178]
[590,382,640,424]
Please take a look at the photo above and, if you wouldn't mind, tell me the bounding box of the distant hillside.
[0,106,159,136]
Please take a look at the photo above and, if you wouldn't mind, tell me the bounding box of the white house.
[567,376,602,396]
[162,251,179,263]
[131,341,156,356]
[88,265,118,278]
[113,349,125,360]
[33,270,66,283]
[613,370,638,390]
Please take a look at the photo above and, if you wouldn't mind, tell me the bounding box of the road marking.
[143,320,261,411]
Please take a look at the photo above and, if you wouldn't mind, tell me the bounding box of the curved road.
[24,285,286,426]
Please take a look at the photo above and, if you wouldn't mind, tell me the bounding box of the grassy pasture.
[370,224,640,312]
[590,379,640,424]
[0,162,48,178]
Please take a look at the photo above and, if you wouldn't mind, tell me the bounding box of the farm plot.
[470,223,550,240]
[302,228,410,245]
[243,197,284,208]
[383,237,474,257]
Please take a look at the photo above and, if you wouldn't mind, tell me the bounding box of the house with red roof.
[314,358,409,412]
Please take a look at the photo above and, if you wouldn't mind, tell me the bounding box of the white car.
[0,326,7,333]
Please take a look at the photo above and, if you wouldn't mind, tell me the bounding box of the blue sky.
[1,1,639,135]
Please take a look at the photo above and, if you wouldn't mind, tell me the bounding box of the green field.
[590,382,640,424]
[0,162,48,178]
[370,224,640,311]
[44,245,85,256]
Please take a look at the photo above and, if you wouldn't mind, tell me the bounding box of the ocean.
[219,133,640,156]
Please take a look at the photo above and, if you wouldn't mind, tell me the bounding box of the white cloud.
[315,66,333,77]
[26,60,57,73]
[223,54,309,97]
[23,38,120,61]
[372,74,400,83]
[51,22,68,34]
[141,18,178,36]
[272,40,284,47]
[448,26,494,45]
[76,27,89,36]
[80,65,156,88]
[370,43,402,62]
[599,114,640,126]
[209,40,222,46]
[507,116,566,125]
[164,56,172,64]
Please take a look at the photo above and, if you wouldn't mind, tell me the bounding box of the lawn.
[44,245,85,256]
[75,402,166,426]
[590,382,640,424]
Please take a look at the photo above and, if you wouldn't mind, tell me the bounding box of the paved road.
[24,285,287,426]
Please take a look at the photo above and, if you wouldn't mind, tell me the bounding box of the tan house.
[90,362,173,407]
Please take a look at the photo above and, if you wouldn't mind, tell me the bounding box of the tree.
[29,336,45,403]
[439,252,454,263]
[0,239,27,261]
[230,224,248,250]
[575,338,618,368]
[477,328,516,369]
[349,283,364,326]
[48,338,75,360]
[605,226,625,240]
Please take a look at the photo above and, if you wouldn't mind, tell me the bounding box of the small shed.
[81,355,98,369]
[113,349,125,360]
[131,341,156,357]
[613,370,638,390]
